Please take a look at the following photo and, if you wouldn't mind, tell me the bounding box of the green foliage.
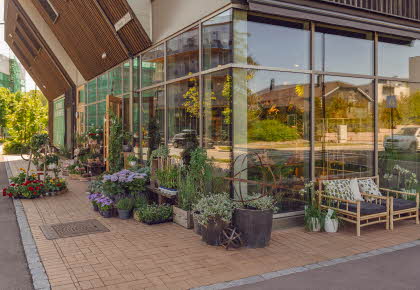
[193,193,234,226]
[147,117,161,160]
[2,140,28,154]
[304,204,322,231]
[237,193,278,211]
[156,166,179,189]
[180,133,199,166]
[177,171,198,211]
[127,154,138,162]
[135,204,173,224]
[248,120,299,142]
[108,113,124,172]
[134,195,148,209]
[116,198,134,210]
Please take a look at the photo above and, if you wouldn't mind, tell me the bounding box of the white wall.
[151,0,231,43]
[0,54,9,75]
[17,0,85,87]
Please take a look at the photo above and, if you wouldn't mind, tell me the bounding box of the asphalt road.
[230,245,420,290]
[0,153,33,290]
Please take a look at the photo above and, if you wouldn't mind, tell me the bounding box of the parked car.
[384,127,420,152]
[172,130,198,148]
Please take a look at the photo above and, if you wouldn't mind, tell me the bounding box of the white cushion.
[324,179,355,201]
[349,179,364,201]
[358,178,382,196]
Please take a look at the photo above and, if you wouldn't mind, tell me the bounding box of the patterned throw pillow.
[323,179,355,201]
[358,178,382,196]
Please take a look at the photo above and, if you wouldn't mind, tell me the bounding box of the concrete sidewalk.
[231,244,420,290]
[0,152,33,290]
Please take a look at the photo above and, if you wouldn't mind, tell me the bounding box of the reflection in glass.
[233,69,310,213]
[87,104,97,129]
[87,80,96,104]
[97,102,106,129]
[167,27,199,80]
[202,10,232,70]
[97,74,108,101]
[133,58,140,91]
[315,76,374,179]
[122,94,130,132]
[109,66,122,96]
[378,35,420,80]
[203,69,232,171]
[378,80,420,191]
[167,78,200,158]
[315,25,373,75]
[142,45,164,87]
[141,87,164,162]
[235,13,310,69]
[123,62,130,94]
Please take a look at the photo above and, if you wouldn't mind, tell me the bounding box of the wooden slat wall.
[317,0,420,21]
[30,0,151,80]
[5,0,70,100]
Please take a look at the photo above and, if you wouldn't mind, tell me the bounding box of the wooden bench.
[146,185,177,205]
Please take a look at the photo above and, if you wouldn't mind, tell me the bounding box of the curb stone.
[191,240,420,290]
[5,159,51,290]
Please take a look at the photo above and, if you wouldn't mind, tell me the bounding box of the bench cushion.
[358,178,382,196]
[339,201,386,215]
[324,179,355,201]
[392,198,417,211]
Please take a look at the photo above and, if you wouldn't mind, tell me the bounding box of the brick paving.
[3,155,420,290]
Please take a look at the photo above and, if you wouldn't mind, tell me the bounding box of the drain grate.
[40,219,109,240]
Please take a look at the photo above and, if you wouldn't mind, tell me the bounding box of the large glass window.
[202,10,232,70]
[378,35,420,80]
[142,45,164,87]
[315,25,373,75]
[378,81,420,191]
[167,77,200,158]
[141,87,165,162]
[203,69,232,171]
[133,58,140,91]
[123,62,130,94]
[97,102,106,129]
[233,69,310,213]
[315,76,374,179]
[87,104,97,129]
[87,80,97,103]
[109,66,122,96]
[167,27,199,80]
[235,12,310,69]
[97,74,108,101]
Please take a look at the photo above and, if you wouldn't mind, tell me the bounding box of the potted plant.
[173,171,196,229]
[233,193,277,248]
[134,204,173,225]
[97,196,114,218]
[323,209,339,233]
[156,166,179,196]
[193,194,234,246]
[127,154,138,167]
[116,198,134,219]
[304,204,322,232]
[88,193,102,211]
[46,154,59,170]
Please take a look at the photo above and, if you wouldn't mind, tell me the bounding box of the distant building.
[0,53,25,92]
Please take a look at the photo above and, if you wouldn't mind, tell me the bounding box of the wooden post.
[416,193,419,225]
[356,200,361,237]
[385,195,390,230]
[390,197,394,231]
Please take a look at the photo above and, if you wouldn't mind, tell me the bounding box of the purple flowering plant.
[88,193,102,206]
[96,196,113,211]
[102,169,147,197]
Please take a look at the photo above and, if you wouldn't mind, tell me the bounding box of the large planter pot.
[201,219,226,246]
[92,203,99,212]
[233,208,273,248]
[129,161,137,167]
[173,206,193,229]
[123,145,133,152]
[101,210,112,218]
[324,217,339,233]
[193,214,202,235]
[118,209,132,220]
[47,164,57,170]
[308,217,321,232]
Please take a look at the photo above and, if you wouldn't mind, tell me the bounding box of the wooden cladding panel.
[31,0,151,80]
[97,0,151,55]
[5,0,70,100]
[316,0,420,21]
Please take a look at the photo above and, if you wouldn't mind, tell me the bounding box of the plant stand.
[173,206,193,229]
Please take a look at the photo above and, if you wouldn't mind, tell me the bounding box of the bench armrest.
[380,188,419,198]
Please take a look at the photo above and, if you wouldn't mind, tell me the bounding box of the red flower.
[10,184,15,186]
[36,186,40,190]
[28,187,34,191]
[57,183,62,187]
[33,192,38,195]
[8,193,12,197]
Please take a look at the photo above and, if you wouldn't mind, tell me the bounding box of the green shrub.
[134,195,148,209]
[248,120,299,142]
[135,204,173,225]
[3,140,28,154]
[116,198,134,210]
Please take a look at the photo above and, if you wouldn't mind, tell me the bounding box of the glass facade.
[75,8,420,211]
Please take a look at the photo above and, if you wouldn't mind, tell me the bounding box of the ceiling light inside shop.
[102,52,107,59]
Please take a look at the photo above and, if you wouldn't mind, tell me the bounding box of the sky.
[0,0,37,92]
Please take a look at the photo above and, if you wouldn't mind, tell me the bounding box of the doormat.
[40,219,109,240]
